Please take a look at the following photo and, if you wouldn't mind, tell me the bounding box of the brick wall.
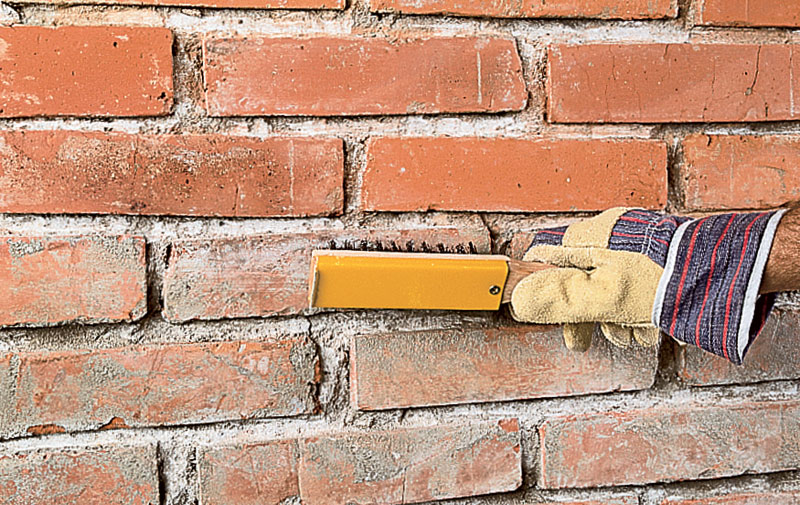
[1,1,799,504]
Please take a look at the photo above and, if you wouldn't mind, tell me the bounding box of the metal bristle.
[319,237,478,254]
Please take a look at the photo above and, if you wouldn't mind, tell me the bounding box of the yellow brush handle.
[310,251,510,311]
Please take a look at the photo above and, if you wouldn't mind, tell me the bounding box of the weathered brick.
[298,420,522,505]
[682,134,800,210]
[0,131,343,217]
[0,26,172,117]
[362,137,667,212]
[163,221,490,321]
[0,445,158,505]
[696,0,800,27]
[16,0,343,8]
[351,324,657,410]
[203,36,526,116]
[662,491,800,505]
[539,400,800,488]
[0,236,146,327]
[548,44,800,123]
[679,309,800,386]
[199,440,300,505]
[8,339,316,433]
[371,0,676,19]
[528,500,638,505]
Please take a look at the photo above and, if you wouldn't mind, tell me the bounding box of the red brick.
[0,131,343,217]
[16,0,342,7]
[8,339,316,432]
[203,36,526,117]
[679,309,800,386]
[298,420,522,505]
[0,26,172,118]
[362,137,667,212]
[371,0,676,19]
[548,44,800,123]
[538,400,800,488]
[0,445,158,505]
[0,236,146,327]
[163,221,490,321]
[199,440,300,505]
[682,134,800,210]
[696,0,800,27]
[351,324,657,410]
[662,492,800,505]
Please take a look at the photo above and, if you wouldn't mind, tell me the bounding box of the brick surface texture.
[298,420,522,505]
[0,236,146,327]
[662,492,800,505]
[539,400,800,488]
[548,44,800,123]
[370,0,677,19]
[203,36,527,116]
[0,445,158,505]
[199,420,521,505]
[363,137,667,212]
[15,0,344,7]
[351,324,658,410]
[0,131,343,217]
[696,0,800,27]
[3,339,317,434]
[0,26,173,117]
[682,134,800,210]
[2,2,799,504]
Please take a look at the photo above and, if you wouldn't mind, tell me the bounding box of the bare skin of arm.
[760,206,800,293]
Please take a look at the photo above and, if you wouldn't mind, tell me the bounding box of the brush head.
[309,250,510,311]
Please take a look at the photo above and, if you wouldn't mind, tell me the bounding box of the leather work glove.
[511,207,787,365]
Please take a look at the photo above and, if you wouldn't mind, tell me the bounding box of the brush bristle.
[323,239,478,254]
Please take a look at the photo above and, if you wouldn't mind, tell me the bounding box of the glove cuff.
[652,210,788,365]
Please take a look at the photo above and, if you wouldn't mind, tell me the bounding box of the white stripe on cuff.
[652,219,694,330]
[736,209,788,362]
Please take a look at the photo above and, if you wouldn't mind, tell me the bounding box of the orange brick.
[679,309,800,386]
[0,26,172,118]
[371,0,676,19]
[351,324,657,410]
[298,420,521,505]
[0,445,158,505]
[662,491,800,505]
[199,440,300,505]
[0,236,146,327]
[163,223,490,322]
[682,134,800,210]
[362,137,667,212]
[696,0,800,27]
[8,339,316,433]
[548,44,800,123]
[0,131,343,217]
[538,400,800,488]
[203,36,526,116]
[16,0,343,7]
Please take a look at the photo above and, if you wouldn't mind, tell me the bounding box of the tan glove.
[510,208,662,351]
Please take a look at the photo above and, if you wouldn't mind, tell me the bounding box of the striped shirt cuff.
[652,210,787,365]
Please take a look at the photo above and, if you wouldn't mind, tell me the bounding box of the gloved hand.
[511,208,787,365]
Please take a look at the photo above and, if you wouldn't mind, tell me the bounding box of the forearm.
[760,206,800,293]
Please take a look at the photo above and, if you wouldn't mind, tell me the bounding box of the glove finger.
[523,245,601,270]
[632,326,661,347]
[563,323,593,352]
[600,322,632,348]
[563,207,630,248]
